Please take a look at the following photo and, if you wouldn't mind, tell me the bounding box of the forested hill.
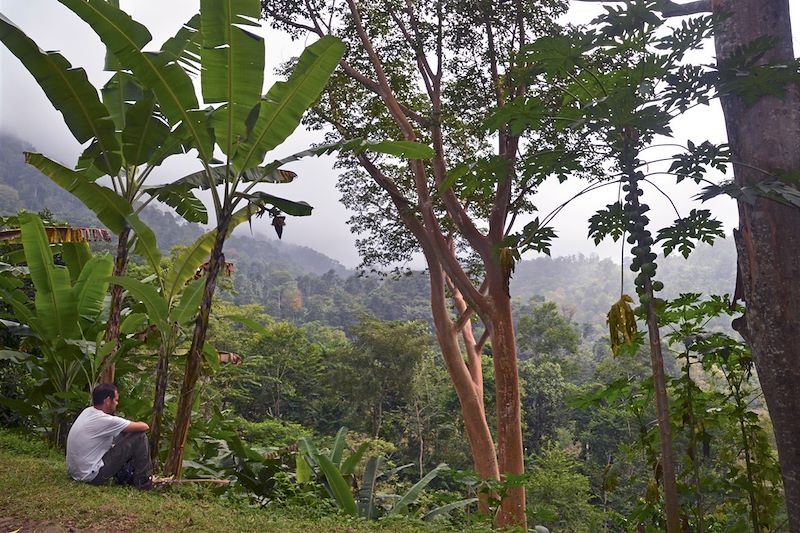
[0,133,349,277]
[1,132,736,329]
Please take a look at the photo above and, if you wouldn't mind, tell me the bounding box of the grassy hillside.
[0,430,479,533]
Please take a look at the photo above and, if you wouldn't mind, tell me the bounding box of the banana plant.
[47,0,350,478]
[296,427,473,520]
[0,213,115,444]
[0,10,200,383]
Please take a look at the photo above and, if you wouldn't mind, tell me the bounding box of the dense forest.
[1,0,797,531]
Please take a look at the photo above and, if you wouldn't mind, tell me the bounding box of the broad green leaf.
[358,456,382,519]
[120,312,148,334]
[102,72,144,132]
[73,255,113,321]
[389,463,448,515]
[340,442,369,476]
[160,14,202,76]
[172,277,205,324]
[202,342,221,372]
[422,498,478,521]
[330,426,348,466]
[316,454,358,516]
[164,230,216,304]
[295,454,312,484]
[122,93,170,165]
[225,314,270,336]
[19,213,78,339]
[0,14,120,175]
[236,35,345,170]
[61,242,92,284]
[243,191,313,217]
[24,153,162,274]
[110,275,168,328]
[58,0,213,161]
[201,0,264,157]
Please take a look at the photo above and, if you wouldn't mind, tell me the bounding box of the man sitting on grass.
[66,383,153,490]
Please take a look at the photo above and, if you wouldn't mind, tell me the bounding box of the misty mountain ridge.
[1,131,736,328]
[0,132,349,277]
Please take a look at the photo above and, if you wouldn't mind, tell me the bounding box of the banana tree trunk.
[99,226,131,384]
[713,1,800,529]
[164,217,229,478]
[149,334,175,468]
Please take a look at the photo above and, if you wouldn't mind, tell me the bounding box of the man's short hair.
[92,383,118,406]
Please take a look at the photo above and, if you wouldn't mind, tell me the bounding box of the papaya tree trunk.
[99,226,131,384]
[643,278,681,532]
[164,217,230,478]
[713,1,800,528]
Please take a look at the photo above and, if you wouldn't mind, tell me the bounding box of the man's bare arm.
[122,421,149,432]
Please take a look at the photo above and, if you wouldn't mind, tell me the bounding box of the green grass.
[0,429,486,533]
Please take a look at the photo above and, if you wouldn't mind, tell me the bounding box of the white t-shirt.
[66,406,130,481]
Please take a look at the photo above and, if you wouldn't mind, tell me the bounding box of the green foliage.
[526,443,603,532]
[0,213,116,443]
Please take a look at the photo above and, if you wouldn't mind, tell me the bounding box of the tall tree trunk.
[643,279,681,532]
[713,1,800,529]
[149,334,175,468]
[99,226,131,384]
[428,263,500,506]
[164,218,229,478]
[484,281,526,528]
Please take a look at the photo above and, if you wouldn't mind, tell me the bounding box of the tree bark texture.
[713,1,800,529]
[149,335,175,468]
[99,226,131,384]
[164,219,229,478]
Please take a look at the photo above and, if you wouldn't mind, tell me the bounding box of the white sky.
[0,1,797,268]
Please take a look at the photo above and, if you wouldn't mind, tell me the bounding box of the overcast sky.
[0,1,797,268]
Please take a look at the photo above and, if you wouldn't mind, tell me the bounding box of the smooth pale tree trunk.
[483,278,526,526]
[164,218,230,478]
[713,1,800,529]
[99,226,131,384]
[427,264,500,512]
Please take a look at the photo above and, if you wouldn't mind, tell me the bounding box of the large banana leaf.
[58,0,213,162]
[201,0,263,157]
[110,276,168,328]
[160,14,202,76]
[242,191,312,217]
[316,455,358,516]
[19,213,78,339]
[330,426,348,466]
[358,456,383,519]
[0,14,120,175]
[73,255,113,322]
[171,278,205,325]
[389,463,449,515]
[102,70,144,132]
[61,242,92,283]
[164,230,216,304]
[122,94,170,165]
[235,36,346,171]
[25,153,162,273]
